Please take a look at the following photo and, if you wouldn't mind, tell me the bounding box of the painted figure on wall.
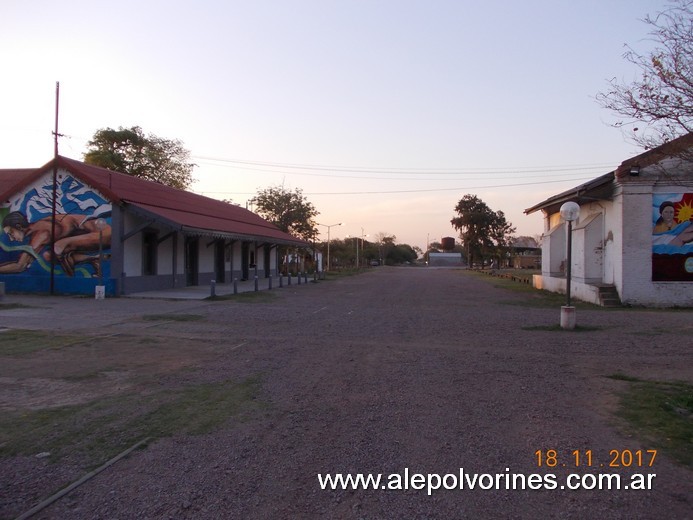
[1,211,111,277]
[0,172,112,280]
[652,193,693,281]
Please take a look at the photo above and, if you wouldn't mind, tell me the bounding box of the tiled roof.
[0,156,308,246]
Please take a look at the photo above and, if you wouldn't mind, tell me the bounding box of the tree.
[596,0,692,150]
[450,194,515,268]
[251,185,319,242]
[387,243,418,265]
[84,126,195,190]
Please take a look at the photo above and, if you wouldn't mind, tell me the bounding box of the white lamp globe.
[560,201,580,222]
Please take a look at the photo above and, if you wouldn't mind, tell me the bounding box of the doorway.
[184,237,199,286]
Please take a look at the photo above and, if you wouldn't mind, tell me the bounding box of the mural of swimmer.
[0,211,111,276]
[0,173,112,278]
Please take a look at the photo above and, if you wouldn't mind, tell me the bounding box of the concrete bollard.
[269,275,273,290]
[288,273,292,286]
[279,275,283,288]
[304,272,308,284]
[210,279,216,297]
[297,272,302,285]
[0,281,5,300]
[254,276,259,292]
[560,306,576,330]
[233,278,238,295]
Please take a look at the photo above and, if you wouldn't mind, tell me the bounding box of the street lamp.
[318,222,342,271]
[559,201,580,329]
[359,228,369,268]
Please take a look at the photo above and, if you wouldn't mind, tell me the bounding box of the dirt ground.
[1,267,692,519]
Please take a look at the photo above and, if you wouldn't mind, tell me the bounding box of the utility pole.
[50,81,61,295]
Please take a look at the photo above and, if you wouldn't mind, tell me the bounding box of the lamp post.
[359,228,369,268]
[318,222,342,271]
[559,201,580,329]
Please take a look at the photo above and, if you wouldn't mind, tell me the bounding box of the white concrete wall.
[122,212,143,277]
[198,239,214,273]
[542,222,565,277]
[157,235,175,275]
[620,181,693,306]
[534,164,693,307]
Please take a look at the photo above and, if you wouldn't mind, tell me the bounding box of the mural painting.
[652,193,693,281]
[0,172,112,292]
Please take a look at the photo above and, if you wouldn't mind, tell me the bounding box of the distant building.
[525,133,693,307]
[428,252,463,267]
[510,236,541,269]
[0,156,308,295]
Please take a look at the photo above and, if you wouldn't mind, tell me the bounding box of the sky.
[0,0,669,250]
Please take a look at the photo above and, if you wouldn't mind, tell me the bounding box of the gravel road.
[2,267,692,519]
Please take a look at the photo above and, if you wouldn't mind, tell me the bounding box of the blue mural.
[651,193,693,281]
[0,173,112,290]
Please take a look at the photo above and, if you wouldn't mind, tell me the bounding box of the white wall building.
[525,133,693,307]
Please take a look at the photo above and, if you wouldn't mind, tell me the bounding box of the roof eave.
[524,171,615,215]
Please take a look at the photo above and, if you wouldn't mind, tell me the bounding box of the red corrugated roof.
[0,157,308,246]
[0,169,38,202]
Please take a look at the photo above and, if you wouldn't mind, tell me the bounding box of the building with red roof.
[0,156,309,295]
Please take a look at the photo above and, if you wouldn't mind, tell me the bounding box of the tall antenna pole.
[50,81,60,295]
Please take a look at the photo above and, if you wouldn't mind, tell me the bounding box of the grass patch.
[0,376,263,466]
[522,324,603,332]
[606,372,641,382]
[208,291,276,302]
[606,374,693,467]
[141,313,205,322]
[0,329,84,356]
[321,268,367,279]
[465,270,603,309]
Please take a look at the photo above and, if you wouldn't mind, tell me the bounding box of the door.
[184,237,199,286]
[241,242,250,281]
[263,245,271,277]
[214,240,226,283]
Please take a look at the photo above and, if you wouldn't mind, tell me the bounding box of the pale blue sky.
[1,0,668,248]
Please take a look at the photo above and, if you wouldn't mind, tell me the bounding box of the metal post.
[269,275,273,290]
[288,273,292,285]
[50,82,60,295]
[98,227,103,286]
[566,220,572,307]
[233,278,238,294]
[254,276,258,292]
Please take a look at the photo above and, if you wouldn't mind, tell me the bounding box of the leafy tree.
[251,185,319,242]
[386,243,418,265]
[84,126,195,190]
[596,0,692,149]
[450,194,515,267]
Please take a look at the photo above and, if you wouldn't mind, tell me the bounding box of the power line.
[194,159,606,182]
[193,154,616,176]
[197,175,595,197]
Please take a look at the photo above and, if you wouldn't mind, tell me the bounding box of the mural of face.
[3,225,26,242]
[661,205,675,225]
